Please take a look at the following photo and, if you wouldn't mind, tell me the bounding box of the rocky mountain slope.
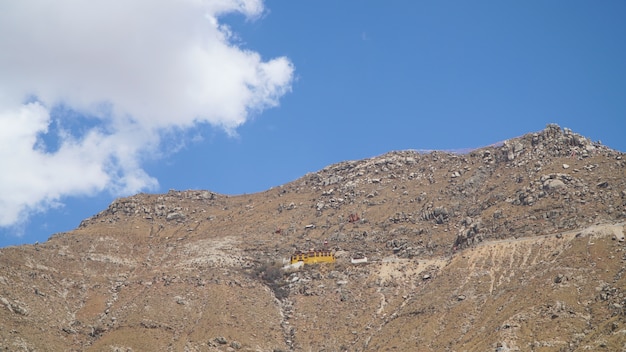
[1,124,625,351]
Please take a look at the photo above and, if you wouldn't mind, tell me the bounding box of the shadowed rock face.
[1,124,625,351]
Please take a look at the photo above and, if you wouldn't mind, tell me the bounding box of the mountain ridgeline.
[1,124,625,351]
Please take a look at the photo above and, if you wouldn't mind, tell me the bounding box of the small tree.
[252,261,289,299]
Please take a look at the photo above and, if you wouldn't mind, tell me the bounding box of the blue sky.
[1,1,625,247]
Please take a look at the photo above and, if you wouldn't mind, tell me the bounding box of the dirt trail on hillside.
[478,222,625,248]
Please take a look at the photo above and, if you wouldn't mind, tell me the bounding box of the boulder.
[543,179,565,191]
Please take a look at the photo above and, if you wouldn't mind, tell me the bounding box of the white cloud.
[0,0,294,228]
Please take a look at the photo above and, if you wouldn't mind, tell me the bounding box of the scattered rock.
[214,336,228,345]
[554,274,564,284]
[174,296,186,305]
[230,341,242,350]
[166,212,185,221]
[543,179,566,191]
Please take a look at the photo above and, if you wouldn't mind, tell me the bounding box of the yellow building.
[290,249,335,265]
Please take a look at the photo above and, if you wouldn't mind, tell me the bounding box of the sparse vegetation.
[252,261,289,300]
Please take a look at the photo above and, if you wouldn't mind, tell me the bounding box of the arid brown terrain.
[1,124,625,351]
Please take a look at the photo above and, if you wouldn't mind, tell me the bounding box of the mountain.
[1,124,625,351]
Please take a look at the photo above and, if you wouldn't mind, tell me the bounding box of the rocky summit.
[1,124,625,352]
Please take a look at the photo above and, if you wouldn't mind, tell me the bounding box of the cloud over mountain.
[0,0,294,228]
